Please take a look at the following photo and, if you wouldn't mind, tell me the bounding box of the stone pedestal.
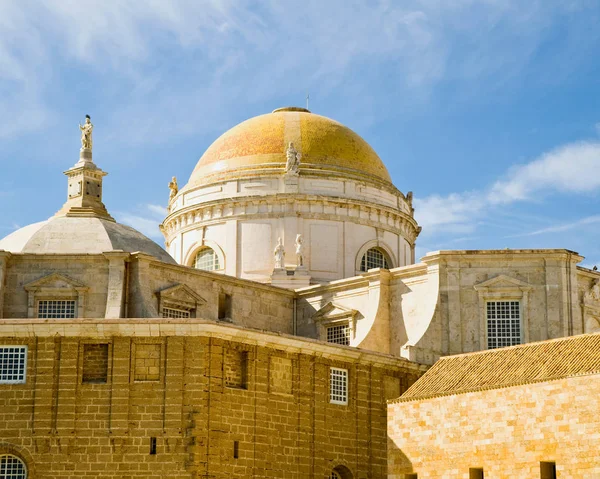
[282,173,299,193]
[270,266,311,289]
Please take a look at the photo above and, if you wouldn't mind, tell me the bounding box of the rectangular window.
[233,440,239,459]
[470,468,484,479]
[0,346,27,384]
[486,300,521,349]
[162,307,190,319]
[405,474,418,479]
[38,300,76,319]
[149,437,157,455]
[326,324,350,346]
[330,367,348,405]
[540,462,556,479]
[218,293,232,321]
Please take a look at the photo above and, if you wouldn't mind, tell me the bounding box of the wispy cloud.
[114,204,165,241]
[508,215,600,238]
[415,141,600,233]
[0,1,597,142]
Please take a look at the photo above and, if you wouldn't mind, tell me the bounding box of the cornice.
[0,318,427,373]
[162,194,420,244]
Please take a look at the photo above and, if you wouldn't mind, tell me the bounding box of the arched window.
[330,465,353,479]
[0,455,27,479]
[329,472,342,479]
[360,247,390,272]
[194,247,220,271]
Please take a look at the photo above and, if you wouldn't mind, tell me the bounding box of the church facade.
[0,108,599,478]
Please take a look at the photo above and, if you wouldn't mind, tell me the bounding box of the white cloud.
[0,1,597,141]
[416,141,600,232]
[488,142,600,204]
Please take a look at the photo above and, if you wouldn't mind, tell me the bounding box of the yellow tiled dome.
[184,107,391,190]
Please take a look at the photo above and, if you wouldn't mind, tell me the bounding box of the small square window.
[0,346,27,384]
[162,307,190,319]
[330,367,348,405]
[326,324,350,345]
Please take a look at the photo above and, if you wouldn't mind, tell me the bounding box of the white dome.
[0,216,175,263]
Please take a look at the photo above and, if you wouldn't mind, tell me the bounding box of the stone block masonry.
[0,319,425,479]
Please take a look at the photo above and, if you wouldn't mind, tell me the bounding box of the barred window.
[360,248,389,272]
[194,248,220,271]
[329,472,342,479]
[326,324,350,346]
[330,367,348,405]
[0,346,27,384]
[37,300,76,319]
[0,455,27,479]
[162,307,190,319]
[487,301,521,349]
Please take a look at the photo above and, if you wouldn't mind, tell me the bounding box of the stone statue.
[295,234,305,267]
[585,279,600,302]
[169,176,179,202]
[406,191,413,208]
[274,237,285,269]
[285,142,301,175]
[79,115,93,150]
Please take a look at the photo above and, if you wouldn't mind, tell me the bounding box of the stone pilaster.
[103,251,130,318]
[0,250,11,318]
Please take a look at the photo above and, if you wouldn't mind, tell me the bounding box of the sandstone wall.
[388,374,600,478]
[0,321,424,479]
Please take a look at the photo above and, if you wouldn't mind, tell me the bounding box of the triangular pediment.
[313,302,358,322]
[24,273,88,292]
[156,284,206,307]
[474,274,532,292]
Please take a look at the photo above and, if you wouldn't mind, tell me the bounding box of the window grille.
[0,454,27,479]
[330,367,348,405]
[329,472,342,479]
[194,248,220,271]
[326,324,350,346]
[162,307,190,319]
[0,346,27,384]
[37,300,76,319]
[360,248,389,271]
[486,301,521,349]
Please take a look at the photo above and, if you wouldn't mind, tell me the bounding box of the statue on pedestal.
[169,176,179,202]
[295,234,305,267]
[79,115,93,150]
[274,237,285,269]
[285,142,301,175]
[585,279,600,302]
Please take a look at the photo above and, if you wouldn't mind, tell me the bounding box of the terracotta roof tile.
[397,333,600,402]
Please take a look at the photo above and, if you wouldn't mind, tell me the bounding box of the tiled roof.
[396,333,600,402]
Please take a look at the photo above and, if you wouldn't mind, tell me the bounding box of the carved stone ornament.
[285,142,301,175]
[585,279,600,303]
[273,237,285,269]
[79,115,93,150]
[169,176,179,202]
[295,234,305,267]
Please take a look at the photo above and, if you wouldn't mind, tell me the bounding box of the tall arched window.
[360,247,390,272]
[0,455,27,479]
[194,247,220,271]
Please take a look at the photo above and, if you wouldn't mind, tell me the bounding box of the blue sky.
[1,1,600,266]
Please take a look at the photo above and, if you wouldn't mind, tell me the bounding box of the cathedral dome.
[0,216,176,263]
[183,107,391,190]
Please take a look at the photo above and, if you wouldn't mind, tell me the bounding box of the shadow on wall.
[387,435,414,478]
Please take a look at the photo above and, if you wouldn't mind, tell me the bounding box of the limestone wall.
[0,320,424,479]
[128,255,295,333]
[388,373,600,478]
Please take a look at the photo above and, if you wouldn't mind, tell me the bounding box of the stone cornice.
[423,249,584,263]
[162,194,420,244]
[0,318,427,373]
